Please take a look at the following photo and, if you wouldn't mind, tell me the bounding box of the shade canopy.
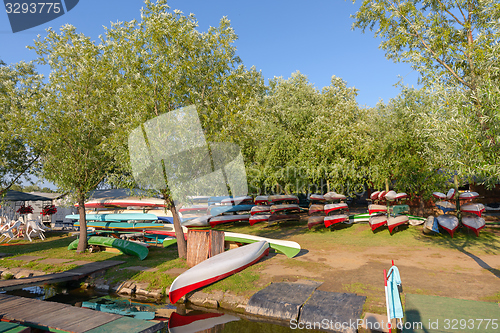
[1,190,53,202]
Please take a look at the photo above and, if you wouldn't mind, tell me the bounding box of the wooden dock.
[0,260,125,292]
[0,294,164,333]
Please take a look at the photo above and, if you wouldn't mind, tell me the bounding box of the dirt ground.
[243,210,500,314]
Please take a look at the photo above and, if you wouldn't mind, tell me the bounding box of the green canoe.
[68,236,149,260]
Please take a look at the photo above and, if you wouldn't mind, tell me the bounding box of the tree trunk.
[76,194,88,254]
[164,196,187,259]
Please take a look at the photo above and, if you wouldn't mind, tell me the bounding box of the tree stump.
[186,229,225,267]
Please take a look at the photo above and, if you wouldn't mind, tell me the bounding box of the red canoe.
[324,214,349,228]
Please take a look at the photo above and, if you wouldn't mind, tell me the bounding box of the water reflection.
[5,285,322,333]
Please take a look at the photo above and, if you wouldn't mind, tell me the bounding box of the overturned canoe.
[370,191,381,201]
[446,188,456,200]
[209,214,251,227]
[369,214,387,231]
[254,196,269,205]
[270,204,300,214]
[423,216,440,235]
[168,241,269,304]
[459,192,479,200]
[178,205,208,214]
[250,205,271,215]
[309,194,325,202]
[436,215,459,237]
[460,203,485,217]
[208,204,254,216]
[432,192,447,200]
[435,201,455,214]
[368,204,387,215]
[461,216,486,237]
[324,203,348,215]
[249,214,271,226]
[387,215,409,233]
[267,195,299,205]
[308,204,324,215]
[181,215,211,227]
[220,196,254,205]
[324,214,349,228]
[307,216,325,229]
[66,213,158,221]
[324,192,346,201]
[68,236,149,260]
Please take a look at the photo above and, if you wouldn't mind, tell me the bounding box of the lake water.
[4,285,322,333]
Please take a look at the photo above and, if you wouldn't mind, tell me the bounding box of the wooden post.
[187,229,225,267]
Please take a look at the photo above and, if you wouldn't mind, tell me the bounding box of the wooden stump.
[186,229,225,267]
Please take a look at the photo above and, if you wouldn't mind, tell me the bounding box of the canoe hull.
[68,236,149,260]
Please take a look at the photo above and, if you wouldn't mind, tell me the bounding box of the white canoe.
[168,312,240,333]
[324,214,349,228]
[209,214,251,227]
[368,204,387,215]
[369,214,387,231]
[461,203,485,217]
[461,217,486,237]
[254,196,269,205]
[459,191,479,200]
[307,216,325,229]
[270,204,300,214]
[168,241,269,304]
[324,203,348,215]
[178,205,209,214]
[324,192,346,201]
[446,188,456,200]
[387,215,409,233]
[249,214,270,226]
[370,191,381,201]
[378,191,387,200]
[224,232,300,258]
[309,194,325,202]
[436,215,459,237]
[435,201,455,213]
[308,204,324,215]
[267,194,299,204]
[423,216,439,234]
[432,192,447,200]
[77,197,166,208]
[181,215,211,227]
[384,190,398,201]
[250,205,271,215]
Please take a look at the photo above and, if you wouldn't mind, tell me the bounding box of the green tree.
[102,0,264,258]
[0,60,42,197]
[27,26,119,253]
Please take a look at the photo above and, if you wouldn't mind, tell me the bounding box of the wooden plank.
[84,317,164,333]
[37,308,119,333]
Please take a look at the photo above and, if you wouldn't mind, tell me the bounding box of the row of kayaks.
[423,215,486,237]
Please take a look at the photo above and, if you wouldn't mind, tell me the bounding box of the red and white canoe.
[324,192,346,201]
[249,214,270,226]
[209,214,251,228]
[270,204,300,214]
[384,191,397,201]
[308,204,324,215]
[378,191,387,201]
[370,191,381,201]
[309,194,325,202]
[368,204,387,215]
[267,195,299,204]
[168,312,240,333]
[461,203,485,217]
[387,215,409,233]
[77,197,166,208]
[254,196,269,205]
[436,215,459,237]
[250,205,271,215]
[446,188,456,200]
[220,196,254,205]
[324,214,348,228]
[169,241,269,304]
[324,203,348,215]
[369,214,387,231]
[459,192,479,200]
[461,216,486,237]
[432,192,447,200]
[307,216,325,229]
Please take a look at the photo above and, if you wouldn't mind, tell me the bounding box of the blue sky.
[1,0,420,108]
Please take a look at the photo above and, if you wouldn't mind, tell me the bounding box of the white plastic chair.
[26,219,45,241]
[0,220,23,243]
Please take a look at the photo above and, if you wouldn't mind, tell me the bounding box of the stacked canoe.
[307,192,349,229]
[250,195,300,226]
[429,189,484,237]
[208,196,254,227]
[368,190,410,233]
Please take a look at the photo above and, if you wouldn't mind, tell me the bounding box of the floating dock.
[0,260,125,292]
[0,294,164,333]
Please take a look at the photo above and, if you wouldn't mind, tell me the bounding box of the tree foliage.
[0,60,42,196]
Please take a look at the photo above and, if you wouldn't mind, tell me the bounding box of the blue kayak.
[208,204,255,216]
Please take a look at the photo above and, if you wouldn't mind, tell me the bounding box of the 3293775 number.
[5,2,61,14]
